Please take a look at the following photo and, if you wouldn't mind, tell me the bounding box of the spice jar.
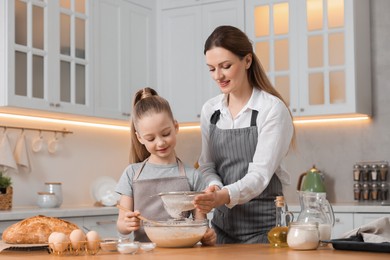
[287,222,319,250]
[353,164,361,181]
[380,164,388,181]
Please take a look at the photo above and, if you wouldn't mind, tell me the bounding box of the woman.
[193,25,294,244]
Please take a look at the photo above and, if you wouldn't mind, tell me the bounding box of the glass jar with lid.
[287,222,319,250]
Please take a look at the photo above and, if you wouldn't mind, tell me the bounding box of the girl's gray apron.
[132,158,190,242]
[209,109,282,244]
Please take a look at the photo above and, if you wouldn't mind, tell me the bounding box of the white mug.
[31,132,44,152]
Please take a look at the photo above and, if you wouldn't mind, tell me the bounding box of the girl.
[116,87,216,245]
[194,25,295,243]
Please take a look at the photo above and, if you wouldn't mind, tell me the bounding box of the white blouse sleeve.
[224,101,293,208]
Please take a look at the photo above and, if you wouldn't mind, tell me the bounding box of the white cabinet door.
[332,213,354,239]
[160,0,244,123]
[83,215,118,238]
[1,0,94,116]
[94,0,155,120]
[354,213,389,229]
[245,0,371,118]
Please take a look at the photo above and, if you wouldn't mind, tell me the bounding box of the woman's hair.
[129,87,175,163]
[204,25,295,147]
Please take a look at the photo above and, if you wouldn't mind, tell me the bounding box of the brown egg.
[86,230,101,251]
[69,229,86,250]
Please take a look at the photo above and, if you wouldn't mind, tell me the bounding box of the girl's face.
[135,112,178,163]
[206,47,252,95]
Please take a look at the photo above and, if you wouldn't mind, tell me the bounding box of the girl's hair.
[204,25,295,147]
[129,87,175,163]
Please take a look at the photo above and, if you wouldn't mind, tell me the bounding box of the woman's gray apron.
[132,158,190,242]
[209,109,282,244]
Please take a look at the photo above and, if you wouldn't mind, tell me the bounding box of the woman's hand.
[193,185,230,214]
[201,227,217,246]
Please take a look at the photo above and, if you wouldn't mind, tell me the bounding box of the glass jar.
[45,182,63,207]
[37,192,58,208]
[287,222,319,250]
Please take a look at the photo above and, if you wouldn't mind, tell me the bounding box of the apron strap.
[210,110,221,125]
[250,110,259,126]
[134,157,186,180]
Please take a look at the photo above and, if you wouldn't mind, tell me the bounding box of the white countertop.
[288,202,390,213]
[1,202,389,222]
[0,205,118,221]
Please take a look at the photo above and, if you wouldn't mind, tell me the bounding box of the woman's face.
[135,112,178,163]
[205,47,251,95]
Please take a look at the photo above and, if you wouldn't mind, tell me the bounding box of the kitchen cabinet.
[93,0,156,120]
[158,0,244,123]
[245,0,371,118]
[0,0,94,116]
[354,213,389,228]
[82,215,118,238]
[332,212,353,238]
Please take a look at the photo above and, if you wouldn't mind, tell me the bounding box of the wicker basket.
[0,186,13,210]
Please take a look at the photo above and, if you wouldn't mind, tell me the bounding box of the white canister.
[37,192,58,208]
[45,182,63,207]
[287,222,320,250]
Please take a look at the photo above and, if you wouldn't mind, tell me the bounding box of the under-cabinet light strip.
[0,113,370,131]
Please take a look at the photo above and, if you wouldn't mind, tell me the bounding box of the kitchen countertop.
[1,243,389,259]
[0,203,389,222]
[0,205,118,221]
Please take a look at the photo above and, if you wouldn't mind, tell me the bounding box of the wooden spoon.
[116,204,163,226]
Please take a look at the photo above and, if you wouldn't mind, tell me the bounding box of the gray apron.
[132,158,190,242]
[209,109,282,244]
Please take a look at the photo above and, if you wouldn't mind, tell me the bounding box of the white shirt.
[198,87,293,208]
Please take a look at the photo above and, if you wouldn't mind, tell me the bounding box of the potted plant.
[0,171,13,210]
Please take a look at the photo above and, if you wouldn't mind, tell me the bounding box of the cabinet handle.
[49,103,61,108]
[335,218,340,223]
[300,108,304,112]
[197,114,200,118]
[292,108,297,112]
[96,220,117,225]
[122,112,131,117]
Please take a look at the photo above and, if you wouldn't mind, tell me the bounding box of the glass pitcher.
[297,191,335,241]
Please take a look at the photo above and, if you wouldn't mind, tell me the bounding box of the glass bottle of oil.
[267,196,293,248]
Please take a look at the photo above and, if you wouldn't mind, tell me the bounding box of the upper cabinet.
[0,0,156,122]
[94,0,156,120]
[0,0,93,116]
[158,0,244,123]
[245,0,371,118]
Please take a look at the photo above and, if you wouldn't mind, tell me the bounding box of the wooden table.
[1,243,388,259]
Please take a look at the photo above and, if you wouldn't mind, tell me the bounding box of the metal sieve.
[158,191,204,219]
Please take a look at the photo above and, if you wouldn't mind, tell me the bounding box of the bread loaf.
[2,215,79,244]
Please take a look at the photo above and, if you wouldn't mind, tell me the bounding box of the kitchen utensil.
[297,191,335,241]
[90,176,120,206]
[116,204,163,226]
[158,191,204,219]
[31,131,44,153]
[47,132,59,154]
[297,165,326,192]
[143,218,208,248]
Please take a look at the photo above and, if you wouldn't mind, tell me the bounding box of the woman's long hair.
[204,25,295,147]
[129,87,175,163]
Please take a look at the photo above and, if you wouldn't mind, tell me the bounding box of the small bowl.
[100,239,119,252]
[140,242,156,252]
[143,218,208,248]
[117,241,139,254]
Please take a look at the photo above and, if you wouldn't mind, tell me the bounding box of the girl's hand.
[122,210,141,232]
[201,227,217,246]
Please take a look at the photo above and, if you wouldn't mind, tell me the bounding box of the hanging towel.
[0,132,17,171]
[14,131,31,173]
